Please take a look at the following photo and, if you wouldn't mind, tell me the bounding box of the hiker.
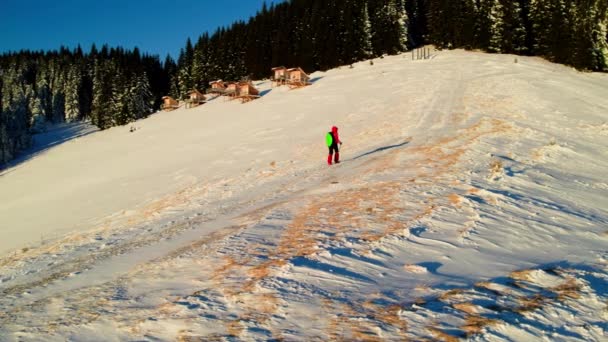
[326,126,342,165]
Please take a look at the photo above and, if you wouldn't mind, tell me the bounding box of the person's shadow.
[351,140,410,160]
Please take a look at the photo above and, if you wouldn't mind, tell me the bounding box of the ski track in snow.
[0,50,607,341]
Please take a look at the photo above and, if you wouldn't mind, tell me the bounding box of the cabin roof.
[162,96,176,100]
[272,66,287,71]
[188,89,204,96]
[287,67,308,75]
[209,79,224,85]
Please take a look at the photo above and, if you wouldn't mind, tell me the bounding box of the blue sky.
[0,0,282,59]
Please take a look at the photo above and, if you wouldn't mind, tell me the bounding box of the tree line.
[1,0,607,165]
[0,46,168,163]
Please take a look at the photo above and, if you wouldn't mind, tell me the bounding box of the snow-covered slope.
[1,50,607,341]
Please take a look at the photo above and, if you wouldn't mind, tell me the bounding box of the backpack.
[326,132,333,147]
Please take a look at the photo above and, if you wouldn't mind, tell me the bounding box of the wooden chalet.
[161,96,179,111]
[185,89,206,108]
[287,67,311,88]
[236,82,260,103]
[206,80,226,95]
[271,66,288,86]
[225,82,239,98]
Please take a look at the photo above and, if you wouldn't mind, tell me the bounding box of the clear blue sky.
[0,0,283,59]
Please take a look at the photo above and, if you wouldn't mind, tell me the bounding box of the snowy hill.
[0,50,607,341]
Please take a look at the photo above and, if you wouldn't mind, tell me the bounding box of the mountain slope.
[1,50,607,341]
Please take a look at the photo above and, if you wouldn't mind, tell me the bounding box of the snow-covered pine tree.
[64,65,81,122]
[176,42,195,98]
[90,60,103,128]
[530,0,554,56]
[192,35,209,91]
[516,0,534,54]
[177,67,191,99]
[360,2,374,59]
[573,0,608,70]
[595,0,608,70]
[28,94,46,133]
[91,59,113,130]
[35,66,52,123]
[128,72,153,120]
[0,67,13,115]
[488,0,504,52]
[110,67,129,126]
[397,0,409,51]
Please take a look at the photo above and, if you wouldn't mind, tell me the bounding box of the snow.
[0,50,607,341]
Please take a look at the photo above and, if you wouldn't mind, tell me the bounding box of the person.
[326,126,342,165]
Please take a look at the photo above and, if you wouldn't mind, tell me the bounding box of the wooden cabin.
[271,66,288,86]
[225,82,239,98]
[236,82,260,103]
[287,67,311,88]
[185,89,206,108]
[161,96,179,111]
[206,80,226,95]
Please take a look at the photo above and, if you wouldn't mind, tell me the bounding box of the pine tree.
[518,0,534,54]
[360,2,374,58]
[0,72,3,116]
[476,0,494,50]
[128,73,153,120]
[371,0,409,55]
[573,0,608,70]
[28,95,46,133]
[36,63,53,122]
[397,0,410,51]
[2,68,32,159]
[64,66,81,122]
[192,34,210,90]
[110,67,129,126]
[487,0,525,53]
[429,0,449,48]
[176,43,194,98]
[50,65,66,122]
[163,55,179,99]
[458,0,478,49]
[91,59,112,129]
[407,0,429,47]
[489,0,504,52]
[530,0,553,56]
